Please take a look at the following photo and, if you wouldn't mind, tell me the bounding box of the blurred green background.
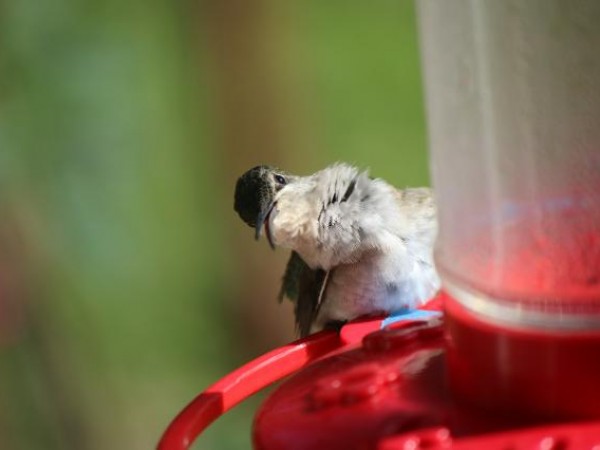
[0,0,428,449]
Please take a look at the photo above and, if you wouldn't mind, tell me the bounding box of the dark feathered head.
[234,165,290,247]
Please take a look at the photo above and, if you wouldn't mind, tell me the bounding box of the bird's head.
[234,165,292,248]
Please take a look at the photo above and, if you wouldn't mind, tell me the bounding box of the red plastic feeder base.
[444,291,600,419]
[159,295,600,449]
[253,296,600,449]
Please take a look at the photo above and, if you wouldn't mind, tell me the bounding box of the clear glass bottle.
[418,0,600,418]
[419,0,600,329]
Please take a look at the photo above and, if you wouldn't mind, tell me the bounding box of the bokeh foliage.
[0,0,428,448]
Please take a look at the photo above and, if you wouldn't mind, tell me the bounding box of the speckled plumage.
[234,163,440,336]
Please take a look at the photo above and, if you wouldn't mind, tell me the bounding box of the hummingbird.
[234,163,440,337]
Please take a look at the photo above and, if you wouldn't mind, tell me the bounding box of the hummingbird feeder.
[159,1,600,448]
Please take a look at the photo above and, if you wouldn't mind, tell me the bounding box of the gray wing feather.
[279,251,328,337]
[278,251,307,302]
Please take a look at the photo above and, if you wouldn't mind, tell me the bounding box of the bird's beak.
[255,201,276,250]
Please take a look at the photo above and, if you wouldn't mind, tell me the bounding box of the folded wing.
[279,251,329,337]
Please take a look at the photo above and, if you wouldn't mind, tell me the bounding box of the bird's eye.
[274,174,286,185]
